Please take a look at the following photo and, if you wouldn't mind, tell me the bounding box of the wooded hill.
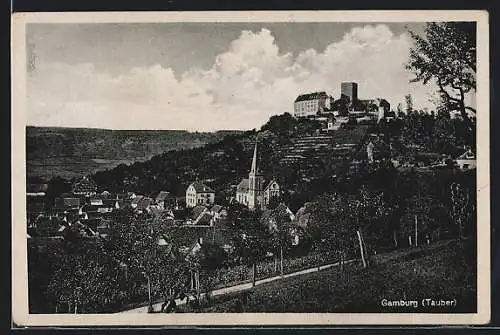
[26,126,241,180]
[88,114,369,211]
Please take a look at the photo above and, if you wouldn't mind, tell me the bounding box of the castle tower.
[248,143,264,210]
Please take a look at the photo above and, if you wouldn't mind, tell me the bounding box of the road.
[118,258,357,313]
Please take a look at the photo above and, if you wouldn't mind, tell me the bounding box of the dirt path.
[118,239,455,314]
[118,259,357,313]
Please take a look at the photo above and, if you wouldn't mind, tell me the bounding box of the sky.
[26,22,461,131]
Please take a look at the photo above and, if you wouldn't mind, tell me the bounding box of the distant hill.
[26,126,242,181]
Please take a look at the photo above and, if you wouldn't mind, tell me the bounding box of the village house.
[210,204,227,222]
[155,191,172,210]
[130,195,145,209]
[236,143,281,210]
[455,149,476,170]
[72,176,97,197]
[134,197,154,213]
[185,205,215,226]
[185,182,216,208]
[260,203,302,246]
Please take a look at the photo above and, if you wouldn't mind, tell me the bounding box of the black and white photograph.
[11,10,490,326]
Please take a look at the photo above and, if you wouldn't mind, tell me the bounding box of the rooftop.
[189,181,215,193]
[294,92,329,103]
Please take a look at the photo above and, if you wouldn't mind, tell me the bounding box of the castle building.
[236,143,280,210]
[293,92,333,118]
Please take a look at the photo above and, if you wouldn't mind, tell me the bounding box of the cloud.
[27,25,443,131]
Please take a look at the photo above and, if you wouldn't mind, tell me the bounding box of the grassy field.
[180,239,476,313]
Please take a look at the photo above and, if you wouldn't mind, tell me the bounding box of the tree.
[406,22,476,129]
[232,211,270,286]
[307,194,353,270]
[45,239,124,313]
[405,94,413,114]
[198,243,228,302]
[105,209,183,313]
[450,181,475,240]
[263,204,294,276]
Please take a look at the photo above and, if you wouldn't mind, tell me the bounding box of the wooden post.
[196,270,200,300]
[274,255,278,273]
[252,263,256,287]
[360,231,369,267]
[393,230,398,248]
[356,230,367,268]
[408,235,412,247]
[147,275,152,311]
[280,245,284,277]
[414,215,418,247]
[339,250,344,271]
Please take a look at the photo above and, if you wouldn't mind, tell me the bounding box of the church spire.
[250,142,258,174]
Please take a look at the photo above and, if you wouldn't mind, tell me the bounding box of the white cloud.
[27,25,445,131]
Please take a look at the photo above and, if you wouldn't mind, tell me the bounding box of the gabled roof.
[55,197,82,209]
[191,205,208,220]
[210,204,223,213]
[155,191,171,202]
[237,179,249,192]
[72,177,97,193]
[86,211,102,220]
[264,179,279,192]
[189,182,215,193]
[456,150,475,160]
[196,212,213,226]
[130,195,145,206]
[150,207,165,216]
[260,203,295,231]
[102,199,118,207]
[295,91,329,103]
[80,204,101,213]
[136,197,153,210]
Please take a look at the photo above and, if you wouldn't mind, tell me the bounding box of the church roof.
[237,179,249,192]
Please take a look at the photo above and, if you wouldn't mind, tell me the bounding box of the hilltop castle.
[236,143,280,210]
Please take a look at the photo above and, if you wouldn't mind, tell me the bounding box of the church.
[236,143,280,210]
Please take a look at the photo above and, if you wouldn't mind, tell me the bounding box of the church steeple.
[250,142,258,174]
[248,141,263,210]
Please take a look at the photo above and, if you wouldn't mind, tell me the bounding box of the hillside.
[89,114,370,210]
[194,239,476,313]
[26,126,242,180]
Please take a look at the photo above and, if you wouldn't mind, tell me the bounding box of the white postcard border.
[11,10,490,326]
